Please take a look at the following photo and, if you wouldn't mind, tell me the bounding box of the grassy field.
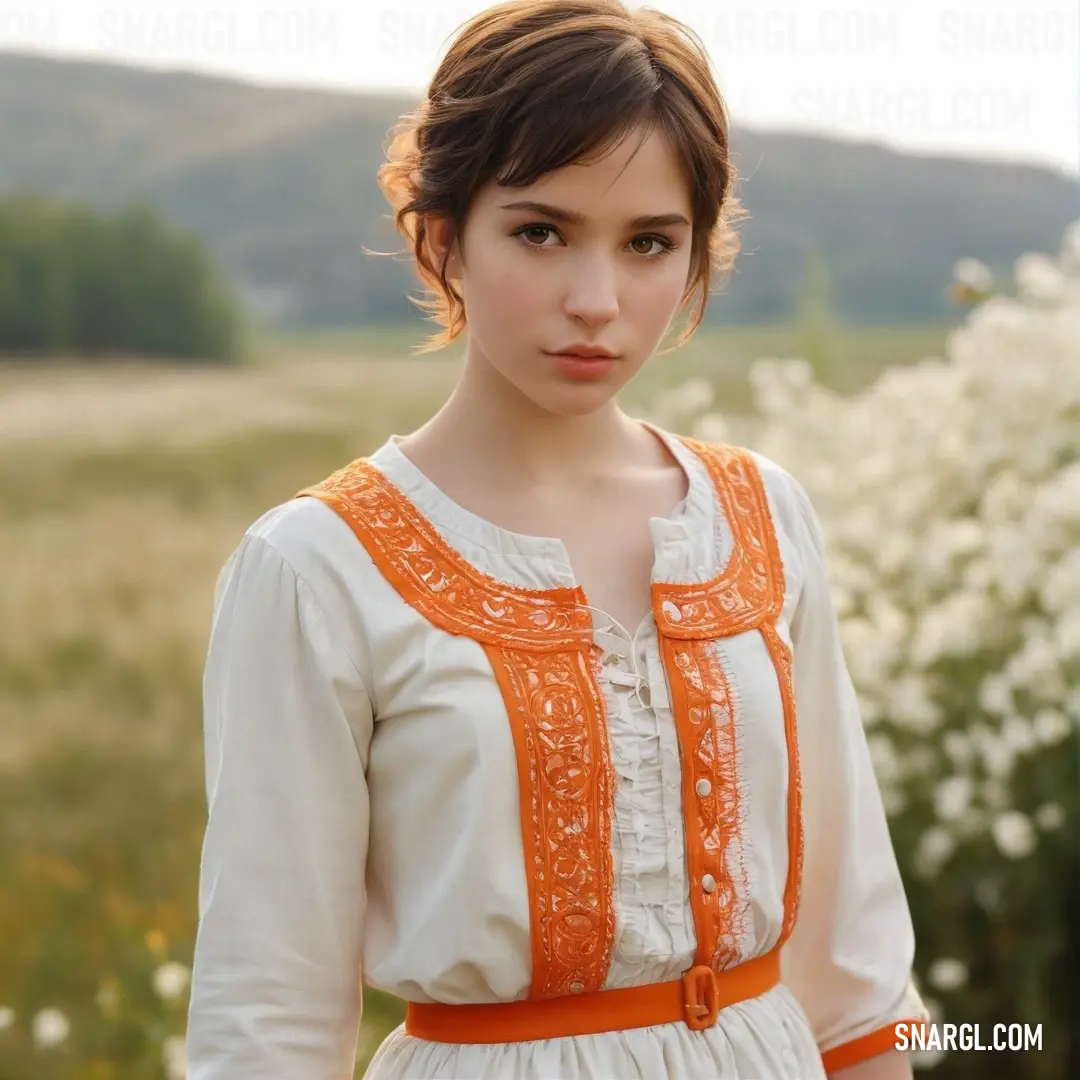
[0,321,952,1078]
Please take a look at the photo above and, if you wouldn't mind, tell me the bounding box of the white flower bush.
[674,220,1080,1074]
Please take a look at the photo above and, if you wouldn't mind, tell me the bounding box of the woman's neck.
[409,354,656,489]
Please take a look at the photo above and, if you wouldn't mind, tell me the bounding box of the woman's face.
[438,125,696,417]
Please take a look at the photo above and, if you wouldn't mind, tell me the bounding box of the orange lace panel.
[661,438,805,957]
[651,444,780,638]
[297,461,594,650]
[661,634,750,970]
[488,644,616,998]
[295,461,616,999]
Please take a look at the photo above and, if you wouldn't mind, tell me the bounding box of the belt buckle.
[682,964,720,1031]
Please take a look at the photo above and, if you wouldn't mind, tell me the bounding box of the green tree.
[0,194,246,363]
[0,196,71,353]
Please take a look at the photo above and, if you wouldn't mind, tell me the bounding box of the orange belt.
[404,949,780,1044]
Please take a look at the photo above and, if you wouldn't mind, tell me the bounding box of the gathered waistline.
[403,948,781,1045]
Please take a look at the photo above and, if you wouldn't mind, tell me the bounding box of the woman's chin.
[534,387,619,418]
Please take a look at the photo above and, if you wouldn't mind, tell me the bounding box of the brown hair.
[376,0,749,353]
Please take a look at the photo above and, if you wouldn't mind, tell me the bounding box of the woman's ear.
[426,215,463,283]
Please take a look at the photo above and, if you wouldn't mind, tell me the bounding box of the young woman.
[186,1,929,1077]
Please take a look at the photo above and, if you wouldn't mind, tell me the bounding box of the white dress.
[186,424,927,1080]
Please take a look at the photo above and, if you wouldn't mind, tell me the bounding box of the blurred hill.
[1,50,1076,330]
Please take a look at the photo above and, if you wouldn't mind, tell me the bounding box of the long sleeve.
[778,478,928,1073]
[187,531,374,1080]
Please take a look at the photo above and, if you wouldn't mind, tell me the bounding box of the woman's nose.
[563,254,619,325]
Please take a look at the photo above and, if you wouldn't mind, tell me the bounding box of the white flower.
[866,596,909,647]
[991,810,1037,859]
[942,731,976,768]
[163,1034,188,1080]
[1015,252,1065,306]
[1033,707,1072,745]
[980,470,1027,524]
[1000,715,1036,755]
[0,1007,13,1031]
[978,674,1014,717]
[941,518,986,559]
[928,957,969,992]
[877,533,911,577]
[962,556,995,592]
[976,729,1016,781]
[1006,634,1061,695]
[933,776,974,823]
[153,962,191,1001]
[914,826,955,878]
[1035,803,1065,831]
[887,674,941,735]
[32,1008,70,1049]
[1052,608,1080,660]
[954,257,994,292]
[910,593,992,667]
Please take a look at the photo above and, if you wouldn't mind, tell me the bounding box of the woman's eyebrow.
[498,200,690,230]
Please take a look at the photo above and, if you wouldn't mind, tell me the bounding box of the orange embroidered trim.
[298,463,594,650]
[660,635,748,970]
[663,438,805,955]
[652,442,782,639]
[295,463,616,1000]
[486,643,616,998]
[761,622,802,944]
[295,434,804,996]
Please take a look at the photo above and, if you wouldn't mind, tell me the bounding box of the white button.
[695,778,712,797]
[702,874,717,893]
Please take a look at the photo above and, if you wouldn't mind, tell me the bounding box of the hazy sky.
[3,0,1078,177]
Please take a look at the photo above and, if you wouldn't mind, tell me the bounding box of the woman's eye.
[519,225,557,246]
[630,236,666,256]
